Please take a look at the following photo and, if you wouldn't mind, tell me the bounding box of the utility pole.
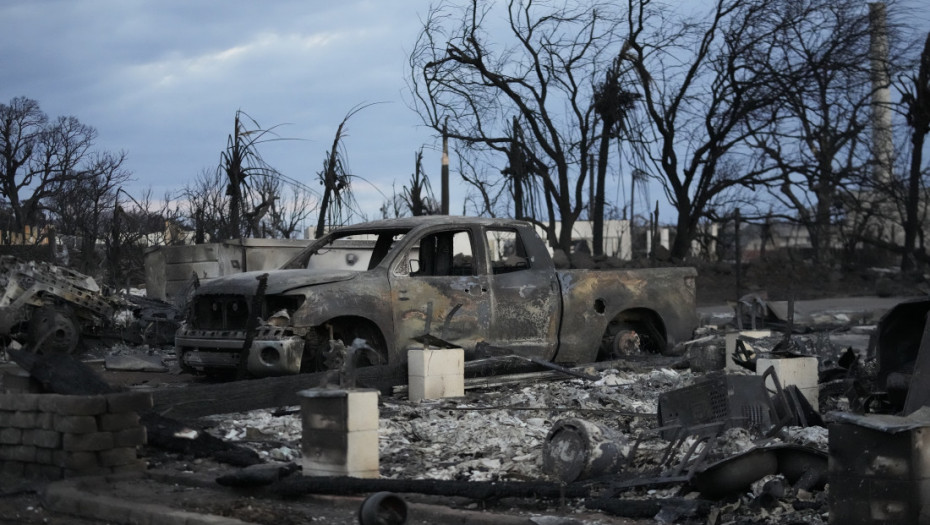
[511,117,525,220]
[869,2,894,185]
[441,117,450,215]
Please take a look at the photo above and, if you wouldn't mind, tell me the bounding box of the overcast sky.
[1,0,441,228]
[2,1,929,235]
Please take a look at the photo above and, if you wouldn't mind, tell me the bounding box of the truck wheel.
[29,306,80,354]
[600,321,641,359]
[303,321,387,373]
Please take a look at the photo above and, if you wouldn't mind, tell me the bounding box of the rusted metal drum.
[542,418,628,483]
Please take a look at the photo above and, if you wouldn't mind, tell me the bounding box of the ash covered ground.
[0,289,892,524]
[197,357,836,524]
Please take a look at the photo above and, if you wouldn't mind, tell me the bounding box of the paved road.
[698,295,914,326]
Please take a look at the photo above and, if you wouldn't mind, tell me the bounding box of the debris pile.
[199,362,833,523]
[0,258,182,361]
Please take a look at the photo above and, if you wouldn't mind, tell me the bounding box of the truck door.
[389,228,491,354]
[484,228,561,360]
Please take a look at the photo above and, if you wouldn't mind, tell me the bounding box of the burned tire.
[598,310,668,360]
[301,320,387,373]
[29,306,80,354]
[599,321,641,360]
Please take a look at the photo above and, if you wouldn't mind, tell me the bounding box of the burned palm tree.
[219,110,282,240]
[592,51,640,257]
[314,104,374,238]
[403,149,440,216]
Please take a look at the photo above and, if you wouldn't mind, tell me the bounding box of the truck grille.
[188,294,305,330]
[190,295,250,330]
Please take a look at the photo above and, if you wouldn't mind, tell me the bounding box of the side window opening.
[486,229,530,274]
[407,230,475,277]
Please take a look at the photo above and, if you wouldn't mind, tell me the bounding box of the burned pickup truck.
[175,217,697,377]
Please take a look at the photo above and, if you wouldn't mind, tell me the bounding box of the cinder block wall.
[0,390,151,480]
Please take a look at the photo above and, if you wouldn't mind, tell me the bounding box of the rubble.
[0,256,113,353]
[196,363,833,522]
[0,256,182,355]
[0,267,922,523]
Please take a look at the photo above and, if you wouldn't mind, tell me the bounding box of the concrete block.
[113,426,147,447]
[799,386,820,413]
[407,348,464,377]
[301,428,379,477]
[6,410,38,428]
[408,348,465,402]
[0,445,37,462]
[53,414,98,434]
[299,388,380,478]
[725,331,740,371]
[1,369,43,394]
[54,450,98,470]
[0,427,23,445]
[298,388,379,432]
[0,392,40,410]
[408,374,465,402]
[35,447,54,465]
[98,412,141,432]
[40,395,107,416]
[24,428,62,448]
[757,356,820,412]
[0,460,24,477]
[62,431,115,452]
[725,331,772,371]
[36,411,55,430]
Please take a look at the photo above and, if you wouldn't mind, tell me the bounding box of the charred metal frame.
[175,217,698,377]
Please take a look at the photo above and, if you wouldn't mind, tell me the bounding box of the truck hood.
[194,269,358,296]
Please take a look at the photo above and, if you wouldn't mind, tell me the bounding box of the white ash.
[198,366,831,524]
[201,368,700,482]
[200,366,828,483]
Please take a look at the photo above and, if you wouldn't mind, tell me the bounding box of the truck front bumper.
[176,328,305,376]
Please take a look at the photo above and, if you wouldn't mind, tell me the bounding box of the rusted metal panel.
[554,266,698,364]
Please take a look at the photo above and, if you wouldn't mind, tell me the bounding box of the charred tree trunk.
[903,33,930,273]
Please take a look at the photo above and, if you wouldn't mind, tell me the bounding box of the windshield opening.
[281,229,409,271]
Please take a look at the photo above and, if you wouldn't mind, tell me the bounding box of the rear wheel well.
[598,308,667,359]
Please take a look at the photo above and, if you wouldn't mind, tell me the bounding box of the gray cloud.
[0,0,439,223]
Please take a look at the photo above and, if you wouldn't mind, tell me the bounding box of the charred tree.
[901,33,930,272]
[410,0,625,252]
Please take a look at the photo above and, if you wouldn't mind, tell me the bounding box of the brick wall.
[0,387,151,480]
